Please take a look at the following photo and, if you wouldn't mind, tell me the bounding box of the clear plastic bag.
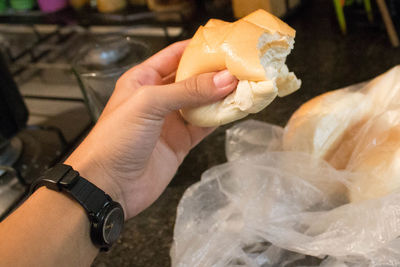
[171,66,400,266]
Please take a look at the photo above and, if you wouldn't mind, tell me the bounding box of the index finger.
[141,39,190,78]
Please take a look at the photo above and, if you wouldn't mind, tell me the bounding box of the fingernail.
[213,70,236,89]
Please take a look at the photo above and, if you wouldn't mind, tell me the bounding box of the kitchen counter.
[92,1,400,266]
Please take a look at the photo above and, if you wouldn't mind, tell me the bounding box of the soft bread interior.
[176,9,301,127]
[182,80,278,127]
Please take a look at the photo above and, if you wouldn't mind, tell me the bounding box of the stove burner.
[0,166,26,221]
[0,21,180,221]
[0,126,72,220]
[0,137,23,176]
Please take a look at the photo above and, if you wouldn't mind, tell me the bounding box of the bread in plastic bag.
[345,110,400,202]
[283,66,400,169]
[282,89,372,164]
[171,66,400,266]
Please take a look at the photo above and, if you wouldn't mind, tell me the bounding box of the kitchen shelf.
[0,6,187,27]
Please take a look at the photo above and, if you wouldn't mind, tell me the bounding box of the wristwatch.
[30,163,124,251]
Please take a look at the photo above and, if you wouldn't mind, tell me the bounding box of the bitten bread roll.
[176,9,301,127]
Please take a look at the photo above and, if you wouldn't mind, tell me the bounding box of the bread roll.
[283,89,373,162]
[176,9,301,127]
[283,66,400,167]
[282,66,400,202]
[361,65,400,113]
[346,111,400,202]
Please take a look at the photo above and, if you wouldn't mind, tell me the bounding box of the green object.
[364,0,373,22]
[333,0,347,34]
[10,0,35,10]
[0,0,7,12]
[333,0,373,34]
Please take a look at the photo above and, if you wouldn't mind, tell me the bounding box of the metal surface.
[0,166,26,220]
[0,137,23,175]
[72,35,151,120]
[78,36,132,66]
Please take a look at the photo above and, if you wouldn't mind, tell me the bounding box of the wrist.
[31,163,126,251]
[64,153,126,217]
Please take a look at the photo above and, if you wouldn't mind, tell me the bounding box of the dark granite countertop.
[92,1,400,266]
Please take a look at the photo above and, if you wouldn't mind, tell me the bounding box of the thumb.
[137,70,238,117]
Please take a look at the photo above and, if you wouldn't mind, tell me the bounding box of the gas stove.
[0,22,184,220]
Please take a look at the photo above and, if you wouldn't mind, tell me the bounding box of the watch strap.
[69,175,110,220]
[31,164,110,220]
[31,164,125,250]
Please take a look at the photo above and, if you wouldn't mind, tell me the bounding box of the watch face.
[103,206,124,245]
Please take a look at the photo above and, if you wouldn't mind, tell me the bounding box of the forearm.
[0,40,237,266]
[0,187,98,267]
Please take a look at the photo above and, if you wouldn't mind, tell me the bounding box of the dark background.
[92,0,400,266]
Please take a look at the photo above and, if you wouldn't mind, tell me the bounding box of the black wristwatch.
[30,163,124,251]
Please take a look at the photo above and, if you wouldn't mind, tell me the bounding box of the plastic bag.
[171,66,400,266]
[283,66,400,170]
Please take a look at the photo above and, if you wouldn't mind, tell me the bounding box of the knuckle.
[129,86,148,108]
[134,86,167,116]
[115,72,127,88]
[184,76,206,99]
[135,86,152,103]
[115,77,125,91]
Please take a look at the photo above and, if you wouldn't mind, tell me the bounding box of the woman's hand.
[65,40,238,219]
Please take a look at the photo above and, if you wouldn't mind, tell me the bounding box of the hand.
[65,40,238,219]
